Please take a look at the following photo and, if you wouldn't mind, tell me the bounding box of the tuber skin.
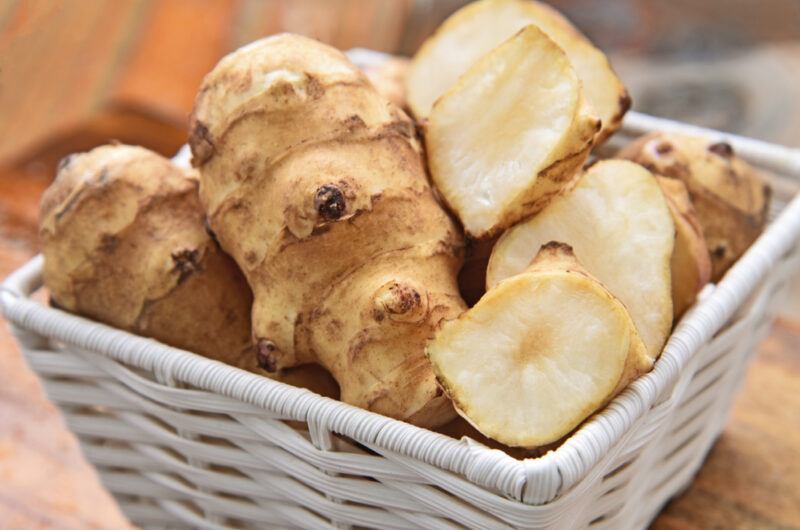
[656,176,712,319]
[189,34,466,427]
[428,242,651,448]
[39,144,257,369]
[618,132,771,281]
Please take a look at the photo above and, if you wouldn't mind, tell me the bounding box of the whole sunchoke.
[40,144,255,369]
[189,34,466,426]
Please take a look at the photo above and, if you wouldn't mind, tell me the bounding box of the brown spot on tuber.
[171,248,201,284]
[655,141,673,155]
[642,162,658,173]
[343,114,366,131]
[709,141,734,158]
[373,282,426,323]
[314,184,346,220]
[306,76,324,98]
[541,241,574,253]
[711,244,728,259]
[255,339,281,372]
[189,121,215,166]
[98,234,119,253]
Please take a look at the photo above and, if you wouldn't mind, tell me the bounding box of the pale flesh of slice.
[487,159,674,360]
[406,0,629,142]
[428,242,651,448]
[426,24,599,238]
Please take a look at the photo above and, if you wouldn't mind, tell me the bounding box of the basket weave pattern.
[2,113,800,529]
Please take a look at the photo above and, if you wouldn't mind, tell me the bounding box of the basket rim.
[2,113,800,507]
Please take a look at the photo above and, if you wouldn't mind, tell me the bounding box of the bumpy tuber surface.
[39,145,256,369]
[657,176,712,318]
[487,160,674,360]
[361,56,410,112]
[406,0,629,142]
[618,132,771,281]
[189,34,466,427]
[425,24,599,238]
[428,242,652,448]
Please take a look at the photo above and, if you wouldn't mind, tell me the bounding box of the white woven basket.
[3,104,800,528]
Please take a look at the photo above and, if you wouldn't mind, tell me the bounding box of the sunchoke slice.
[426,24,599,238]
[190,34,465,427]
[487,159,674,359]
[406,0,629,141]
[428,243,651,448]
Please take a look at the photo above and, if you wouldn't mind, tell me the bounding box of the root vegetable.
[428,242,651,448]
[657,176,712,318]
[618,132,771,281]
[39,144,255,369]
[406,0,629,143]
[189,34,465,427]
[425,24,599,238]
[487,159,674,360]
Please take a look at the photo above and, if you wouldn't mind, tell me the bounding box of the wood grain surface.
[1,1,799,528]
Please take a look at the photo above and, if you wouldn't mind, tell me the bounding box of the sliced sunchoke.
[428,243,651,448]
[406,0,629,142]
[487,159,674,360]
[425,24,599,238]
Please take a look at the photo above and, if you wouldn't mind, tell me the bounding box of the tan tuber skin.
[618,132,771,281]
[39,145,256,369]
[189,34,466,427]
[657,176,712,319]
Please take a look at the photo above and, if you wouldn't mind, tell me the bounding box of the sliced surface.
[429,243,649,447]
[406,0,629,141]
[426,24,598,237]
[487,159,674,359]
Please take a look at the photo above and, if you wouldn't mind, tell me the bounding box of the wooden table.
[2,1,799,528]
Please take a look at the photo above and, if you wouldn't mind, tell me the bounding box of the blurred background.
[2,0,800,171]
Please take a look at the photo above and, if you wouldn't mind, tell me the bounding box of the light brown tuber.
[189,34,466,427]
